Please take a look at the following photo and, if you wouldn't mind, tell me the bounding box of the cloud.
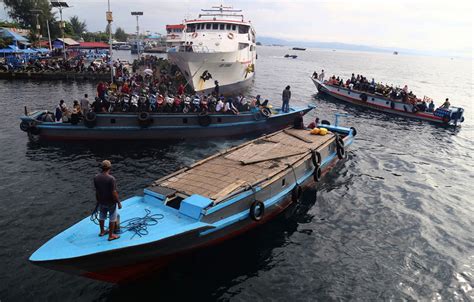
[5,0,471,55]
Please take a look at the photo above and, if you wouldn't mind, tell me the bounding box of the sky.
[1,0,473,56]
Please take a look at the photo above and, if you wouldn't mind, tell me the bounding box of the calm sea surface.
[0,47,473,301]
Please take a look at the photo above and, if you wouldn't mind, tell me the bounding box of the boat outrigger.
[30,122,355,283]
[19,105,314,140]
[312,77,465,127]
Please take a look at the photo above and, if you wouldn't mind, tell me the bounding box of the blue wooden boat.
[312,77,465,127]
[30,124,355,283]
[19,106,314,140]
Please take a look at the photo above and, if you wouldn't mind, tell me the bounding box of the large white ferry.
[167,5,256,94]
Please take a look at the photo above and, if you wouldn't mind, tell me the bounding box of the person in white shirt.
[80,94,90,116]
[318,69,325,81]
[224,99,239,115]
[215,98,224,112]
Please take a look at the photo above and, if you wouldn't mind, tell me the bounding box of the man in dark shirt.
[94,160,122,241]
[282,85,291,113]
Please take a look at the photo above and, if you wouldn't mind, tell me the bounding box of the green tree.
[0,37,14,49]
[69,15,87,37]
[114,27,127,42]
[3,0,57,38]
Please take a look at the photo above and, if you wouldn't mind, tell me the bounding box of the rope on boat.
[288,163,299,185]
[90,206,164,239]
[118,209,164,239]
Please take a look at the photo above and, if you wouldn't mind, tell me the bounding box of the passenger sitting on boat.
[417,100,427,112]
[215,97,225,112]
[427,100,435,112]
[200,95,209,112]
[97,82,107,101]
[224,98,239,115]
[72,100,82,117]
[55,100,66,122]
[312,71,318,79]
[177,83,185,96]
[70,108,80,124]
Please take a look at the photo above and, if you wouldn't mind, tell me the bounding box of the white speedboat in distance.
[167,5,256,95]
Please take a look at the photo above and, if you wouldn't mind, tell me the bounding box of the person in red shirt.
[177,83,185,96]
[97,82,106,100]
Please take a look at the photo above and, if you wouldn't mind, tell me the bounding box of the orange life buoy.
[192,32,198,38]
[227,32,234,39]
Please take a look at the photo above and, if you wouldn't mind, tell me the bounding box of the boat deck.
[154,129,335,203]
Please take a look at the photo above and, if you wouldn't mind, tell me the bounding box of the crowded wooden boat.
[311,72,465,127]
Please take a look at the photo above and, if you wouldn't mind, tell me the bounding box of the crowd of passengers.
[312,70,452,112]
[48,72,271,123]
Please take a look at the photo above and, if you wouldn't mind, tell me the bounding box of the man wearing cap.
[94,160,122,241]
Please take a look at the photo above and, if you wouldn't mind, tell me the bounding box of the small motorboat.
[30,123,355,283]
[284,54,298,59]
[311,77,465,127]
[292,47,306,51]
[19,105,314,141]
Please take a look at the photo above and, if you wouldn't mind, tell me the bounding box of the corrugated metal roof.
[0,28,29,42]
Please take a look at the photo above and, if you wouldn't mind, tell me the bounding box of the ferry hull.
[168,50,255,94]
[312,78,464,127]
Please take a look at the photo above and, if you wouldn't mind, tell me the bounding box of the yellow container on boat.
[318,128,328,135]
[310,128,320,135]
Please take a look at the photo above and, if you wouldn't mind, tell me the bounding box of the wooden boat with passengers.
[311,77,465,127]
[19,105,314,140]
[29,121,356,283]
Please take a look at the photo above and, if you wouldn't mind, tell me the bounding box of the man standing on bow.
[94,160,122,241]
[282,85,291,113]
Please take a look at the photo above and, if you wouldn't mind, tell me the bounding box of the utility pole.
[51,1,69,60]
[131,11,143,58]
[106,0,113,82]
[30,9,42,47]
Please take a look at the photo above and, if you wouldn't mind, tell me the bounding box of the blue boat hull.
[21,107,314,141]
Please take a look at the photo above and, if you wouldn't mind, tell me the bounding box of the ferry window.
[282,179,286,186]
[187,24,195,32]
[183,118,188,124]
[206,23,211,29]
[226,24,231,30]
[197,24,201,30]
[212,23,218,30]
[238,43,249,50]
[110,118,116,124]
[220,24,225,30]
[232,25,236,30]
[238,25,249,34]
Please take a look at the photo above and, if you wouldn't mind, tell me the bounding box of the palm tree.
[69,15,87,37]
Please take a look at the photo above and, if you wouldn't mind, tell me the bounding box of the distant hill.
[257,36,398,54]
